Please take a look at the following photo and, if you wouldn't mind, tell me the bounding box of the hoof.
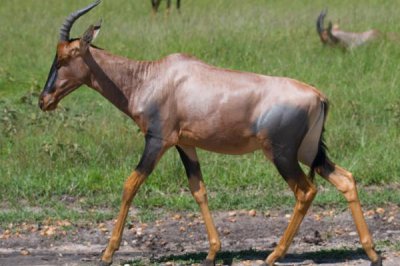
[202,259,215,266]
[370,255,383,266]
[99,260,112,266]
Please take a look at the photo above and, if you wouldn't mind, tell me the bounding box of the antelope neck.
[83,47,156,118]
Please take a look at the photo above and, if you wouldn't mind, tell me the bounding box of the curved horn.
[59,0,101,42]
[327,21,340,44]
[316,9,327,34]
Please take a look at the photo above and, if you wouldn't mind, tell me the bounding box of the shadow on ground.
[142,248,369,265]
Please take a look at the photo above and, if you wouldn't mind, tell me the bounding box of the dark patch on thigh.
[176,146,201,178]
[253,104,309,178]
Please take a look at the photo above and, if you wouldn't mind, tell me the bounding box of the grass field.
[0,0,400,225]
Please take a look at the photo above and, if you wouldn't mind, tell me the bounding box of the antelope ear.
[80,20,102,54]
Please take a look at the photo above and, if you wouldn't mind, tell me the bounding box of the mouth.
[39,98,58,111]
[39,85,75,111]
[39,93,58,111]
[39,82,79,111]
[43,101,58,111]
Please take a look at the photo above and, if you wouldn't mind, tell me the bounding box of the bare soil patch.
[1,206,399,265]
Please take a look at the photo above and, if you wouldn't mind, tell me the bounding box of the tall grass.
[0,0,399,224]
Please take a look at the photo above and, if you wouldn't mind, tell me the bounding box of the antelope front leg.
[101,171,146,265]
[176,146,221,266]
[100,137,168,265]
[189,176,221,266]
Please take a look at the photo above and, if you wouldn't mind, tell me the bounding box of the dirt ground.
[0,206,399,266]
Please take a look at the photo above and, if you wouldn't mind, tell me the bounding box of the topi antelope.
[317,9,381,49]
[39,1,382,266]
[151,0,181,15]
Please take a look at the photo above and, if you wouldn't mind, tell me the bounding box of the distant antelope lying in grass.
[39,1,382,265]
[317,9,381,49]
[151,0,181,15]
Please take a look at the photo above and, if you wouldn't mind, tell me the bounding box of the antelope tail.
[309,98,329,180]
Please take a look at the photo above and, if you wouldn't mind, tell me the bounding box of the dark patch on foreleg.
[176,146,201,178]
[136,136,165,175]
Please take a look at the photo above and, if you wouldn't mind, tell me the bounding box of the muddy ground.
[0,206,399,266]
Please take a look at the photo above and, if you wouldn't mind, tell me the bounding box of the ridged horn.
[327,21,340,44]
[59,0,101,42]
[316,9,327,34]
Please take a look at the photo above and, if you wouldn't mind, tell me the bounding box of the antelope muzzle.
[39,92,58,111]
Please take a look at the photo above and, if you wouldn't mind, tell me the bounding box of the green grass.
[1,0,400,225]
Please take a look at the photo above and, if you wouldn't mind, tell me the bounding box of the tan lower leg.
[101,171,146,263]
[266,178,317,265]
[318,162,379,262]
[349,201,379,261]
[188,177,221,261]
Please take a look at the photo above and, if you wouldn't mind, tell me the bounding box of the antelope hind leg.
[317,159,382,266]
[265,154,317,265]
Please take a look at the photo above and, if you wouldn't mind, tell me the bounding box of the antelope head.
[39,0,102,111]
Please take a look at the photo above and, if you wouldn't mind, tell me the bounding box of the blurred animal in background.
[316,9,381,49]
[151,0,181,15]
